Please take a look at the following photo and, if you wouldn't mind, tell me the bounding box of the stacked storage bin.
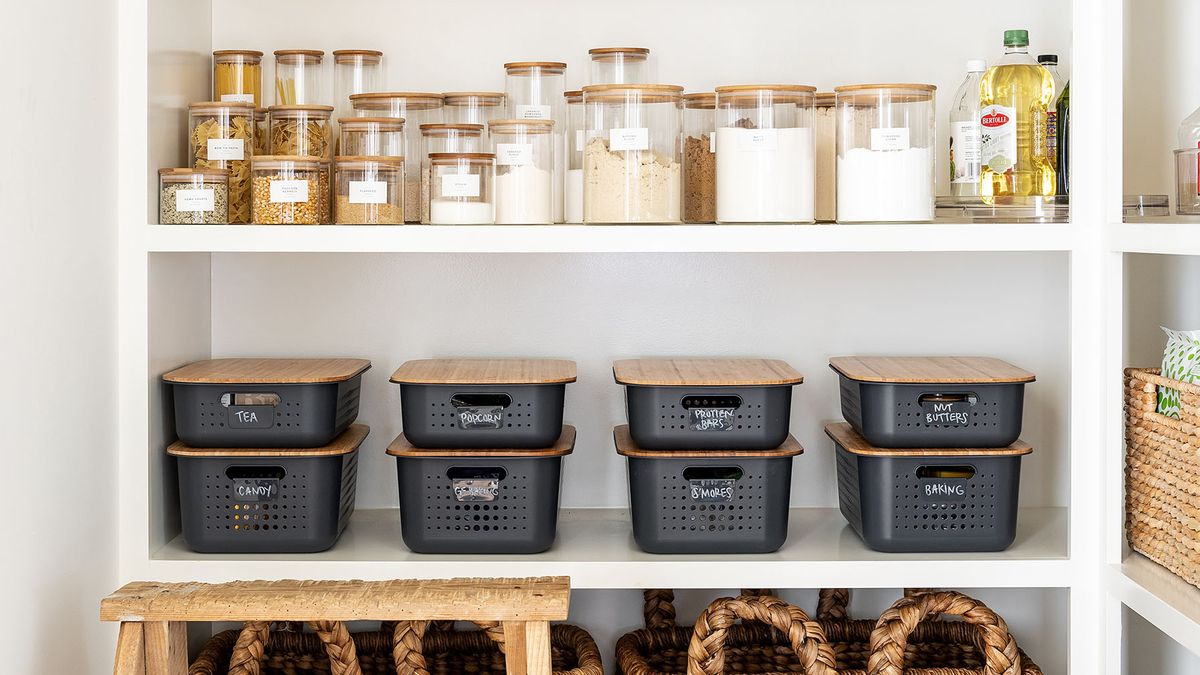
[162,358,372,553]
[826,356,1036,552]
[388,358,577,553]
[612,358,804,554]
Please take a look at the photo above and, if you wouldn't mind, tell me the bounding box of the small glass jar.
[834,83,936,222]
[188,101,255,224]
[429,152,495,225]
[582,84,683,224]
[213,50,263,106]
[273,49,324,105]
[268,105,334,159]
[334,155,404,225]
[814,92,837,222]
[588,47,650,85]
[443,92,506,127]
[503,62,566,121]
[251,155,326,225]
[1176,149,1200,214]
[332,50,383,113]
[351,92,444,222]
[252,107,269,156]
[681,92,716,223]
[488,119,555,224]
[715,85,816,223]
[339,117,405,157]
[159,168,229,224]
[564,90,585,222]
[419,123,484,223]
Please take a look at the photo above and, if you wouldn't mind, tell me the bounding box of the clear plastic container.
[681,92,716,223]
[268,105,334,159]
[1176,149,1200,215]
[419,124,485,223]
[443,92,506,126]
[582,84,683,223]
[252,107,269,156]
[273,49,324,105]
[564,90,585,223]
[332,50,383,114]
[814,92,836,222]
[588,47,650,85]
[715,85,816,223]
[834,83,936,222]
[159,168,229,224]
[251,155,326,224]
[350,92,444,222]
[429,152,495,225]
[188,101,255,224]
[488,119,555,224]
[334,155,404,225]
[213,50,263,106]
[339,117,405,157]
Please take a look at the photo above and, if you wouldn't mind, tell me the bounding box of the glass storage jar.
[504,61,566,121]
[351,92,444,222]
[488,119,555,224]
[188,101,255,224]
[588,47,650,85]
[1176,149,1200,214]
[213,50,263,106]
[269,105,334,159]
[681,92,716,223]
[273,49,324,105]
[564,90,585,222]
[339,117,405,157]
[251,155,326,224]
[715,84,816,223]
[582,84,683,223]
[252,107,269,156]
[419,123,484,223]
[334,155,404,224]
[834,83,936,222]
[443,92,506,127]
[159,168,229,224]
[429,152,495,225]
[814,92,836,222]
[332,50,383,114]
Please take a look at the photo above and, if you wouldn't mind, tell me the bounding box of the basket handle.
[867,591,1022,675]
[391,619,510,675]
[226,620,363,675]
[687,596,838,675]
[815,588,940,621]
[642,589,777,628]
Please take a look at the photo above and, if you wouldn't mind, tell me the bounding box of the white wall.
[0,1,118,673]
[1124,608,1200,674]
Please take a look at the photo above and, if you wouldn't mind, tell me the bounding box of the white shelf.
[140,223,1077,254]
[149,507,1070,589]
[1109,220,1200,254]
[1109,553,1200,657]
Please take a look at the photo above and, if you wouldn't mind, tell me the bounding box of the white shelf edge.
[1108,553,1200,657]
[1108,221,1200,255]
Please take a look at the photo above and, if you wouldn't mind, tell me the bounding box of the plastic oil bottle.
[979,29,1057,198]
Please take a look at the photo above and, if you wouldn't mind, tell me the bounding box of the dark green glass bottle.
[1056,81,1069,195]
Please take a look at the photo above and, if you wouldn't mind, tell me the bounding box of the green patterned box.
[1158,327,1200,418]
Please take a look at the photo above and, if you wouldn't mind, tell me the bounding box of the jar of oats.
[188,101,255,223]
[159,168,229,224]
[251,155,326,224]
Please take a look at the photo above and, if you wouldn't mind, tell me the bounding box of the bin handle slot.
[917,393,976,405]
[682,467,744,481]
[446,467,508,481]
[681,395,743,410]
[450,393,513,409]
[916,465,975,479]
[221,392,281,407]
[225,466,286,480]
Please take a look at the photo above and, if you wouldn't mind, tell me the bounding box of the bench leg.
[113,623,145,675]
[144,621,189,675]
[503,621,551,675]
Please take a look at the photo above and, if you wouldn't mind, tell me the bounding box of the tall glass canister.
[419,124,484,223]
[488,119,555,224]
[188,101,255,223]
[213,50,263,106]
[332,49,383,149]
[588,47,650,85]
[350,92,444,222]
[273,50,324,105]
[681,92,716,223]
[813,92,837,222]
[505,62,566,222]
[564,90,585,223]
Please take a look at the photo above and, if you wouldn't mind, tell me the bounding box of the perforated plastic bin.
[164,358,371,448]
[388,425,575,554]
[614,358,803,450]
[615,425,802,554]
[830,356,1035,449]
[826,422,1030,553]
[169,424,368,553]
[391,358,576,449]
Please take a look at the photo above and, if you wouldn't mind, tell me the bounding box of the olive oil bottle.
[979,29,1057,198]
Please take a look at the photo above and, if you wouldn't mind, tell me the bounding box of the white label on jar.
[207,138,245,161]
[441,173,481,197]
[609,127,649,151]
[496,143,533,166]
[220,93,255,104]
[515,104,552,120]
[870,128,911,151]
[270,179,308,202]
[175,188,215,212]
[737,128,779,151]
[710,133,717,153]
[980,104,1018,173]
[951,120,982,184]
[575,129,585,153]
[349,180,387,204]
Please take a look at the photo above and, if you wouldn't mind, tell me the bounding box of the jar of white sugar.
[419,124,484,223]
[488,119,555,224]
[834,83,936,222]
[564,90,585,223]
[582,84,683,224]
[429,152,495,225]
[714,85,817,223]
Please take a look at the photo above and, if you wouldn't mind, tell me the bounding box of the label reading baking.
[515,104,552,120]
[496,143,534,166]
[918,479,968,503]
[980,104,1017,173]
[689,407,737,432]
[228,406,274,429]
[220,93,256,104]
[609,127,649,151]
[175,188,215,212]
[232,479,278,502]
[269,179,308,202]
[690,479,736,502]
[920,395,975,427]
[452,478,499,502]
[738,128,779,151]
[870,128,911,151]
[575,129,585,152]
[457,406,504,430]
[207,138,245,161]
[349,180,387,204]
[441,173,481,197]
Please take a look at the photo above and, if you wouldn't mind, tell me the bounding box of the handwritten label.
[609,127,649,151]
[452,478,499,502]
[174,188,215,212]
[441,173,481,197]
[349,180,387,204]
[269,179,308,202]
[870,127,911,151]
[232,479,278,502]
[207,138,245,161]
[690,478,736,502]
[457,406,504,430]
[495,143,533,166]
[921,397,974,427]
[738,128,779,151]
[515,104,552,120]
[919,480,968,503]
[228,406,273,429]
[689,407,737,432]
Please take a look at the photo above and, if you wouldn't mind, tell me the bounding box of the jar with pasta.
[269,104,334,159]
[159,168,229,224]
[442,92,506,127]
[273,49,324,105]
[334,156,404,224]
[251,155,326,224]
[188,101,254,224]
[350,92,444,222]
[252,107,269,155]
[213,50,263,106]
[419,123,483,223]
[488,119,554,224]
[429,153,495,225]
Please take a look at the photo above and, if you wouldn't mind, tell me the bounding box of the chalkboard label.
[228,406,274,429]
[453,478,499,502]
[918,479,968,503]
[232,479,278,502]
[921,398,973,427]
[690,478,736,502]
[457,407,504,430]
[689,408,737,431]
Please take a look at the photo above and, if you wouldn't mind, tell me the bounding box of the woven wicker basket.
[1125,367,1200,587]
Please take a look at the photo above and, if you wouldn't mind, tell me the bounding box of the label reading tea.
[870,128,911,151]
[228,406,274,429]
[270,179,308,202]
[918,479,968,503]
[457,406,504,430]
[232,479,278,502]
[920,396,975,427]
[689,407,737,432]
[220,93,256,104]
[207,138,245,161]
[690,479,736,502]
[452,478,499,502]
[349,180,387,204]
[951,120,982,184]
[175,188,215,212]
[495,143,534,166]
[515,104,552,120]
[980,104,1017,173]
[609,127,649,151]
[738,128,779,151]
[441,173,481,197]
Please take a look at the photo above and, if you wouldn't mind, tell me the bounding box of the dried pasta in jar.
[212,50,263,106]
[251,155,325,225]
[188,101,255,224]
[269,105,333,159]
[253,107,269,156]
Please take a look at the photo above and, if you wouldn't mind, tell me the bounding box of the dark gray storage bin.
[391,359,576,449]
[164,358,371,448]
[615,425,802,554]
[169,424,368,553]
[614,358,803,450]
[388,425,575,554]
[826,422,1031,553]
[830,356,1035,449]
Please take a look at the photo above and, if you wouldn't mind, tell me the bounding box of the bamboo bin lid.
[167,423,370,457]
[612,358,803,386]
[163,358,371,384]
[828,356,1035,384]
[390,358,577,385]
[387,425,576,458]
[824,422,1032,457]
[613,425,803,458]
